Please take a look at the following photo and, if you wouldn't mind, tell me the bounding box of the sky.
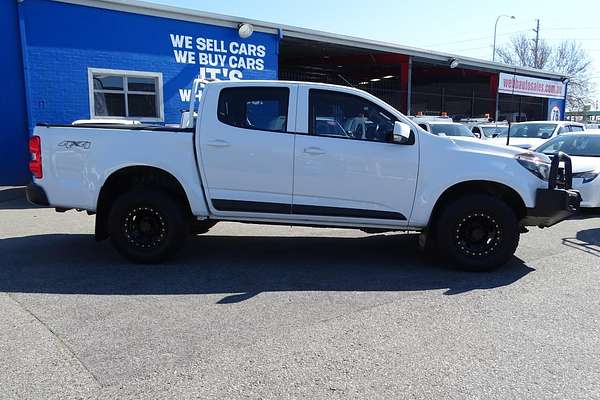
[149,0,599,107]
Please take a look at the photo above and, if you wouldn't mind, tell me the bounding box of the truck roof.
[202,79,396,111]
[205,79,352,90]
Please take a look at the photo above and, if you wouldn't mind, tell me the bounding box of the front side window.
[570,125,585,132]
[90,70,162,120]
[218,87,289,132]
[309,90,397,142]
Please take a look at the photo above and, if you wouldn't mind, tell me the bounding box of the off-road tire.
[108,189,189,263]
[434,194,520,271]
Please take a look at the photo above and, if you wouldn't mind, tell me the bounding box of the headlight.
[515,153,552,181]
[573,171,599,184]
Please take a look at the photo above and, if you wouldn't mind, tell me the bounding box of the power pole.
[532,19,540,68]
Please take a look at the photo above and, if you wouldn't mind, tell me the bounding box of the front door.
[199,84,297,216]
[292,88,419,226]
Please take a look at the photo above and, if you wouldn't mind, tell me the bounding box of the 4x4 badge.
[57,141,91,150]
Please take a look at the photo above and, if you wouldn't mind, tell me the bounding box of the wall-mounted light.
[449,58,460,69]
[238,23,254,39]
[383,75,395,79]
[370,78,381,82]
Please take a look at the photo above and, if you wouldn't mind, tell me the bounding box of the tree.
[495,33,594,110]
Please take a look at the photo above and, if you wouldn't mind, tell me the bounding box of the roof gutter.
[53,0,566,81]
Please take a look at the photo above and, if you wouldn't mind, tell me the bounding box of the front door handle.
[304,147,326,155]
[206,139,231,148]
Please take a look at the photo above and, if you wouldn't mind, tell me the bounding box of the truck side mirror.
[180,110,197,129]
[391,121,412,144]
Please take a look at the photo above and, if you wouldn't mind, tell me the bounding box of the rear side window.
[218,87,289,132]
[570,125,584,132]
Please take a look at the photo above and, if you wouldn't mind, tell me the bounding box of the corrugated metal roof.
[54,0,567,81]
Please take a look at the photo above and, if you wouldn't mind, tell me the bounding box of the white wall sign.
[169,33,273,103]
[498,73,566,99]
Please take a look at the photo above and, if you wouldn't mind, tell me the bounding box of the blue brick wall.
[0,1,30,185]
[20,0,279,129]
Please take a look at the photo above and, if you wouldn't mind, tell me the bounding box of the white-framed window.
[88,68,164,122]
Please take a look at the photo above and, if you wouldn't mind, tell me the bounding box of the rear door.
[198,84,297,216]
[292,86,419,226]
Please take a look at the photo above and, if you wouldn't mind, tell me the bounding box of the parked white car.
[536,131,600,208]
[488,121,586,150]
[470,124,509,140]
[414,120,478,139]
[26,79,580,270]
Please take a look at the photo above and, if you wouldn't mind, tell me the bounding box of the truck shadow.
[0,188,39,210]
[569,208,600,220]
[562,228,600,258]
[0,233,534,303]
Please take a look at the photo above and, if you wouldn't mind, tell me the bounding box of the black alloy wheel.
[123,206,168,250]
[108,189,189,263]
[455,212,502,257]
[435,194,520,271]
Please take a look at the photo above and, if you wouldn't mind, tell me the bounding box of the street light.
[492,15,516,62]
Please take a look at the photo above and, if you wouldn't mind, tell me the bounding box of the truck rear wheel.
[435,194,519,271]
[108,189,189,264]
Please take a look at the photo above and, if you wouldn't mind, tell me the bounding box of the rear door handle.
[304,147,326,155]
[206,139,231,148]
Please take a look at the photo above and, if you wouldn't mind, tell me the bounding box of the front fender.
[409,136,544,227]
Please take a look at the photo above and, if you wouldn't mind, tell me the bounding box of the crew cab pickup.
[27,79,580,270]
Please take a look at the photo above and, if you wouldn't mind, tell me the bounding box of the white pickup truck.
[26,79,580,270]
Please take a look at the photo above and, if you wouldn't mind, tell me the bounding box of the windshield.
[481,126,508,138]
[430,124,475,137]
[498,123,557,139]
[537,135,600,157]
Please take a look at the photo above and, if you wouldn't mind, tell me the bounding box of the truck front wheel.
[108,189,189,264]
[435,194,520,271]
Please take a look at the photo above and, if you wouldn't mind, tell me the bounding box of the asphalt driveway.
[1,190,599,399]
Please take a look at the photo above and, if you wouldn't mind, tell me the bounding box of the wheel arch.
[428,180,527,231]
[95,165,192,241]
